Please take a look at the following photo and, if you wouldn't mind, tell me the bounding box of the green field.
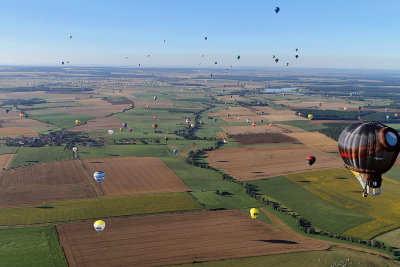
[174,246,397,267]
[8,145,73,169]
[0,192,202,226]
[285,168,400,239]
[249,176,372,234]
[0,145,18,154]
[26,110,95,129]
[0,226,67,267]
[279,120,327,131]
[162,159,260,210]
[375,227,400,249]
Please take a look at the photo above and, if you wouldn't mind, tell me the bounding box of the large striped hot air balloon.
[338,121,400,197]
[93,171,105,184]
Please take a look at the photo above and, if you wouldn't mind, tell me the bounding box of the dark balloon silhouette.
[306,156,316,166]
[338,121,400,197]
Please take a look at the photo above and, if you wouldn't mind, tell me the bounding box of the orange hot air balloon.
[152,123,158,130]
[395,113,399,118]
[19,112,24,117]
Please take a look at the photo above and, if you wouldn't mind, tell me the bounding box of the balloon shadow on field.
[35,206,54,209]
[90,161,104,164]
[258,240,298,244]
[298,180,311,183]
[335,177,348,180]
[252,171,264,173]
[216,160,229,162]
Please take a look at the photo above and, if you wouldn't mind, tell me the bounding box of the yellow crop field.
[285,168,400,239]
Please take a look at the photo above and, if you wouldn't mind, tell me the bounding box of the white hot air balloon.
[108,130,114,135]
[94,171,105,184]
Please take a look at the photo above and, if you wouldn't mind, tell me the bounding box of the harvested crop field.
[0,154,14,171]
[0,127,38,138]
[134,101,174,108]
[80,157,190,196]
[222,123,303,136]
[285,132,338,152]
[209,107,260,117]
[207,145,342,180]
[275,100,359,111]
[49,104,129,117]
[0,160,95,207]
[232,133,299,145]
[57,210,328,267]
[68,116,123,132]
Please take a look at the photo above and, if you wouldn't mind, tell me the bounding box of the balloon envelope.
[108,130,114,135]
[306,156,316,166]
[94,220,105,233]
[250,208,259,219]
[93,171,105,184]
[173,149,178,155]
[308,114,313,120]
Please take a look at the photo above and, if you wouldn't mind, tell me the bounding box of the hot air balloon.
[62,61,64,65]
[69,35,72,39]
[75,120,80,125]
[146,105,150,109]
[176,97,180,100]
[272,55,276,59]
[275,58,279,63]
[213,118,217,122]
[358,115,361,120]
[298,112,303,116]
[122,123,127,128]
[338,121,400,197]
[295,48,299,52]
[94,220,105,233]
[154,115,158,119]
[130,104,135,109]
[299,89,302,92]
[223,139,228,144]
[386,115,390,120]
[214,61,218,65]
[306,156,316,166]
[204,36,207,40]
[199,120,204,124]
[129,128,133,132]
[93,171,105,184]
[250,208,259,219]
[269,123,273,127]
[119,127,123,132]
[308,114,313,120]
[237,55,240,60]
[19,112,24,117]
[396,113,399,118]
[153,123,158,130]
[295,55,299,59]
[286,62,289,66]
[72,147,77,152]
[108,129,114,135]
[5,109,9,113]
[190,123,195,128]
[252,122,256,127]
[154,96,157,101]
[274,7,280,13]
[173,149,178,155]
[344,107,348,111]
[164,136,169,142]
[358,106,362,111]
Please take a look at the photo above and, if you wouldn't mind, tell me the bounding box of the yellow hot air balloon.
[308,114,313,120]
[75,120,81,125]
[250,208,259,219]
[299,89,302,92]
[94,220,105,233]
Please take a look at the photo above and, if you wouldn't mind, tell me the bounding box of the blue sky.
[0,0,400,69]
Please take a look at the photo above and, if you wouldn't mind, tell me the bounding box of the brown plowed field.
[0,160,93,207]
[57,210,328,267]
[207,145,342,180]
[80,157,189,196]
[222,123,304,136]
[232,133,299,145]
[0,157,188,207]
[68,117,123,132]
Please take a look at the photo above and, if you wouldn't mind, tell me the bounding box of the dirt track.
[57,210,329,267]
[207,145,342,180]
[81,157,190,196]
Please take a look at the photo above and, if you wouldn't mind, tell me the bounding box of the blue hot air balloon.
[274,7,280,13]
[173,149,178,155]
[93,171,105,184]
